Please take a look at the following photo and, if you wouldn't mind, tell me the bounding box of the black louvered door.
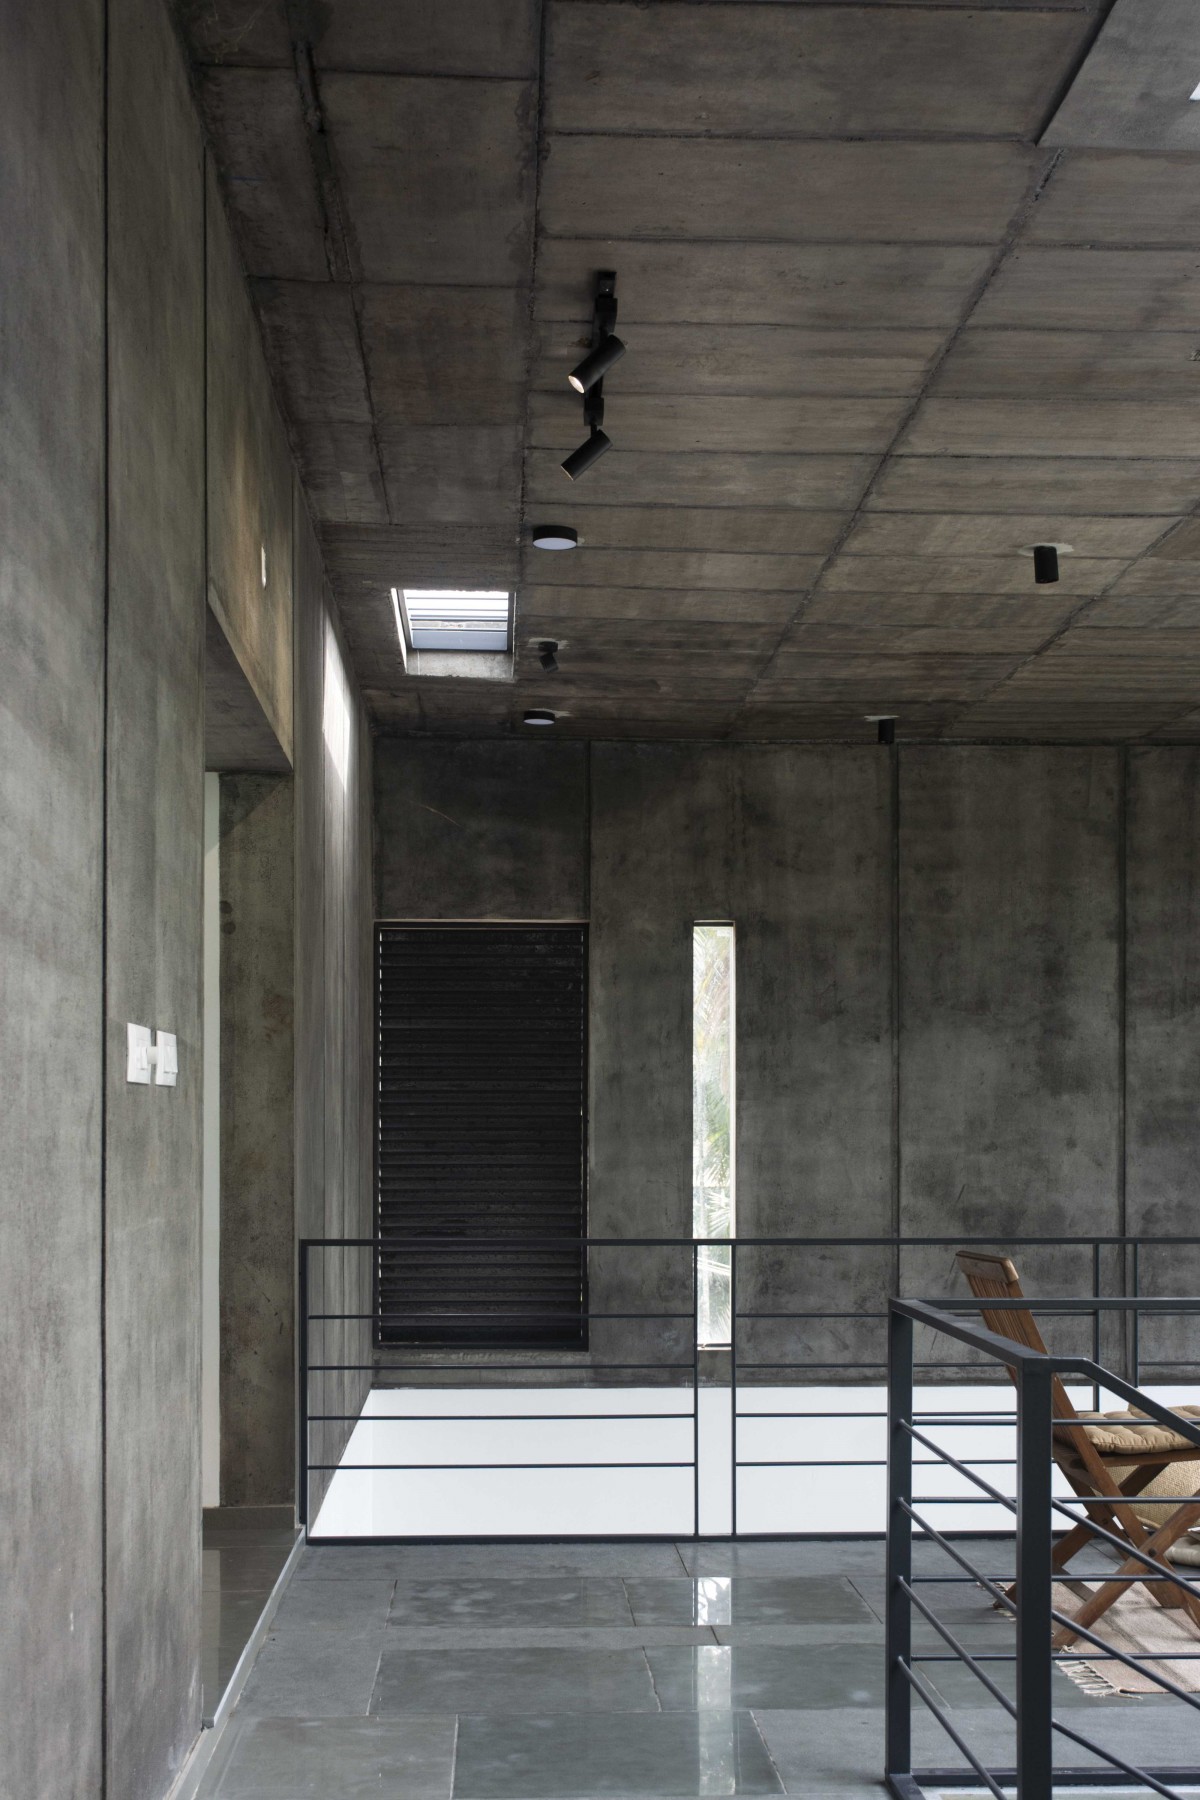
[376,924,587,1350]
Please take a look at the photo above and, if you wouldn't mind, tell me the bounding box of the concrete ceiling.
[177,0,1200,743]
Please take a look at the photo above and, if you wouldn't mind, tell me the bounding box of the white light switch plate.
[127,1023,152,1084]
[154,1030,178,1087]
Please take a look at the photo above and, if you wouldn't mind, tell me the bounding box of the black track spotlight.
[561,428,611,481]
[531,526,578,551]
[1033,544,1060,585]
[877,718,896,746]
[569,334,626,394]
[538,640,559,673]
[523,708,556,728]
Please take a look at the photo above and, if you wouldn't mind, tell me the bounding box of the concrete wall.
[206,160,294,763]
[104,3,206,1792]
[0,1,105,1793]
[219,774,295,1507]
[0,2,374,1795]
[376,740,1200,1371]
[294,492,375,1524]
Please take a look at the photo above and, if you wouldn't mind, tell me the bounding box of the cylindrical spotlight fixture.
[523,708,556,727]
[1033,544,1060,585]
[568,334,626,394]
[562,428,611,481]
[531,526,578,550]
[877,718,896,746]
[538,640,559,672]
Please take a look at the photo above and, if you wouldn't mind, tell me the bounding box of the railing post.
[885,1303,913,1788]
[729,1239,738,1538]
[297,1240,310,1530]
[1015,1359,1054,1800]
[692,1240,700,1538]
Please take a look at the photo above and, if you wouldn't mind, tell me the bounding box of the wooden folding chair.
[955,1249,1200,1649]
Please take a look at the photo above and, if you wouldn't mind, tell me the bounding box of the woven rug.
[1053,1579,1200,1696]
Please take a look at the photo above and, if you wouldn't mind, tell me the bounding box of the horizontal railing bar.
[912,1497,1017,1505]
[915,1772,1200,1791]
[739,1308,1113,1322]
[912,1649,1200,1662]
[735,1458,1014,1468]
[304,1233,1200,1247]
[309,1311,695,1322]
[1049,1710,1190,1800]
[905,1423,1019,1509]
[901,1506,1016,1615]
[309,1461,695,1471]
[308,1362,697,1372]
[735,1412,1018,1423]
[1049,1496,1200,1592]
[306,1413,696,1423]
[911,1296,1200,1315]
[1045,1604,1200,1714]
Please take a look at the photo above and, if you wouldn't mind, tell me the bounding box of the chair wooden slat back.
[954,1250,1090,1445]
[954,1249,1200,1646]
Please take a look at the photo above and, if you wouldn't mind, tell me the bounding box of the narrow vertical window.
[693,922,735,1347]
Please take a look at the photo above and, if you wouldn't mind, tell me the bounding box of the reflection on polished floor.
[196,1537,1191,1798]
[202,1508,298,1725]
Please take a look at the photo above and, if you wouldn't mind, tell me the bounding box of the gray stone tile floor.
[196,1536,1200,1797]
[201,1509,299,1724]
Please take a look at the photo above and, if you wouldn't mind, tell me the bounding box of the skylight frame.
[397,588,513,653]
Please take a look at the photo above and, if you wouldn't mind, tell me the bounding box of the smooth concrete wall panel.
[369,741,1200,1378]
[293,495,327,1247]
[290,491,374,1524]
[588,745,733,1371]
[104,0,206,1790]
[1126,747,1200,1338]
[2,0,375,1784]
[589,743,734,1239]
[292,498,331,1512]
[0,2,105,1794]
[207,159,295,762]
[219,774,295,1506]
[323,606,349,1434]
[375,738,588,919]
[734,748,894,1370]
[735,747,893,1234]
[349,695,376,1421]
[898,748,1121,1315]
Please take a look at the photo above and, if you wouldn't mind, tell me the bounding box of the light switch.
[127,1023,152,1085]
[155,1030,178,1087]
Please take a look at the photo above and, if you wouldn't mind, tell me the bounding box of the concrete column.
[219,774,296,1508]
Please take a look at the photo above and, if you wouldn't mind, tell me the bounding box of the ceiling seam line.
[283,6,393,535]
[731,146,1067,734]
[512,0,552,709]
[941,509,1200,736]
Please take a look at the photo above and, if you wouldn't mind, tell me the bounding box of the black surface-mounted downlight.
[538,640,560,672]
[877,718,896,746]
[560,271,623,481]
[1033,544,1060,585]
[531,526,578,550]
[568,335,626,394]
[523,709,557,727]
[562,429,611,481]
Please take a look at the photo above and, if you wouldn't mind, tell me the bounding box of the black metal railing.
[297,1233,1200,1543]
[886,1294,1200,1800]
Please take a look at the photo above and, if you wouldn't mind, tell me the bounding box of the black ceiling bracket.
[562,271,624,480]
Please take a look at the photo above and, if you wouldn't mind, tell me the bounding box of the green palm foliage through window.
[693,924,735,1346]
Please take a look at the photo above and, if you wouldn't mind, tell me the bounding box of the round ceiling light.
[531,526,578,550]
[523,709,557,728]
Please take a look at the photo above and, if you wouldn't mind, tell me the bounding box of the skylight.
[398,589,511,652]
